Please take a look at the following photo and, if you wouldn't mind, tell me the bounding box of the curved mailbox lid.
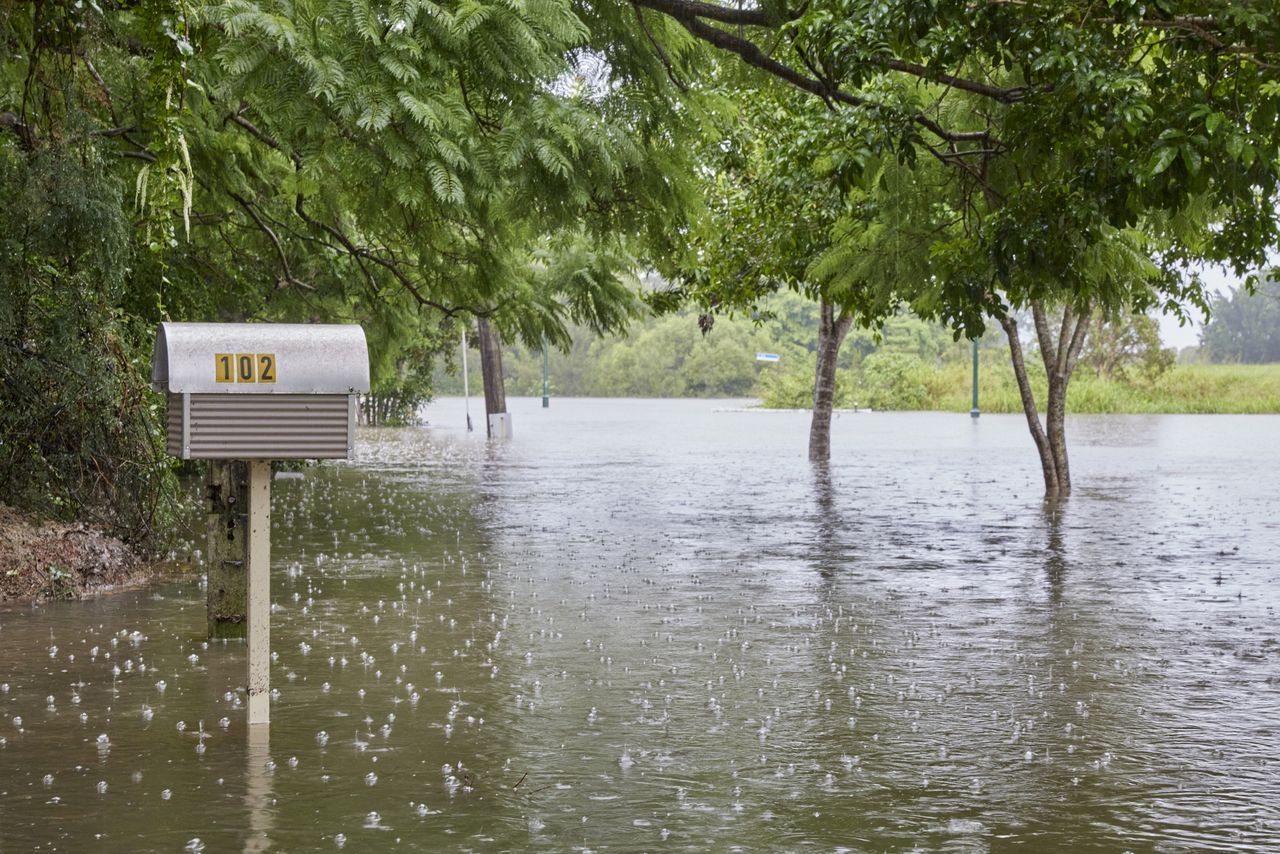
[152,322,370,394]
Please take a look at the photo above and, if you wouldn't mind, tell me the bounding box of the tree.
[654,83,928,459]
[1082,311,1176,382]
[0,0,198,546]
[194,0,694,431]
[627,0,1280,497]
[1201,275,1280,363]
[1,0,699,541]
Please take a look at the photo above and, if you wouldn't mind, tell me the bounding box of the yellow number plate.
[214,353,277,384]
[215,353,234,383]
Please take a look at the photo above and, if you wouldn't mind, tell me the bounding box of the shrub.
[757,355,855,408]
[0,145,177,550]
[858,352,930,410]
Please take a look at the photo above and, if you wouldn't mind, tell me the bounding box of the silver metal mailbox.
[152,322,370,460]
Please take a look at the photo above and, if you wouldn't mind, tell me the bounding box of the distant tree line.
[1200,275,1280,364]
[439,292,1179,404]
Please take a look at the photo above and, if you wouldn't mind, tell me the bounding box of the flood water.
[2,398,1279,852]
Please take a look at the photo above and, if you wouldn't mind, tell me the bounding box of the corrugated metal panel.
[167,394,183,457]
[171,394,353,459]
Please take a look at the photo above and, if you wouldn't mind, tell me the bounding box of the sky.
[1156,265,1230,350]
[1158,259,1275,350]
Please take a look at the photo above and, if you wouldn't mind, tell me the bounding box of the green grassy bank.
[767,361,1280,414]
[931,362,1280,414]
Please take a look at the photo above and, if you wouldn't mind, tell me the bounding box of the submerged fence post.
[542,335,550,409]
[207,460,247,639]
[970,338,981,419]
[461,328,473,432]
[246,460,272,726]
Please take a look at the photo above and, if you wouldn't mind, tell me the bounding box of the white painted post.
[246,460,272,726]
[487,412,513,439]
[244,723,273,851]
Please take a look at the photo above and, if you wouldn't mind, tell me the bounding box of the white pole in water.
[246,460,272,726]
[461,328,473,432]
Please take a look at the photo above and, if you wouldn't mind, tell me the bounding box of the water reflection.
[244,725,272,852]
[810,462,839,581]
[1042,503,1066,603]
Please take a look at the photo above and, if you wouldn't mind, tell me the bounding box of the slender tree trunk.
[476,317,507,438]
[809,301,854,461]
[1000,313,1059,495]
[1049,302,1092,493]
[1002,300,1093,499]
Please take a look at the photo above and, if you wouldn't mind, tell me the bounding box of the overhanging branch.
[641,4,997,146]
[227,190,313,291]
[224,106,485,316]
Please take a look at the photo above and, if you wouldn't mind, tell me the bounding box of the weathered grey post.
[970,338,981,419]
[153,322,369,728]
[206,460,247,638]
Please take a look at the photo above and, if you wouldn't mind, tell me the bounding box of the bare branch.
[630,0,784,27]
[292,194,479,317]
[1064,300,1093,377]
[633,3,689,93]
[91,125,139,138]
[1030,301,1057,376]
[227,190,314,291]
[875,57,1032,103]
[634,0,1036,102]
[223,111,301,166]
[81,56,119,126]
[637,5,998,145]
[1054,303,1074,379]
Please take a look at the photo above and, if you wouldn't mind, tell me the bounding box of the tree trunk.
[1000,313,1059,495]
[1001,301,1092,499]
[808,301,854,462]
[476,317,508,438]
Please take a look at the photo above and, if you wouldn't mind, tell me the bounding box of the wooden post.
[476,317,511,438]
[246,460,272,726]
[206,461,247,639]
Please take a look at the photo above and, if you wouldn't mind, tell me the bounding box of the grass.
[925,362,1280,414]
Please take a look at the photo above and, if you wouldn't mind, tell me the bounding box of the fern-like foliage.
[191,0,701,341]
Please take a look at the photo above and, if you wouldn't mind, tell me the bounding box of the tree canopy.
[630,0,1280,493]
[5,0,1280,533]
[0,0,700,539]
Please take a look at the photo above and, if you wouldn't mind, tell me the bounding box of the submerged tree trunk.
[809,301,854,462]
[1000,299,1093,499]
[476,317,508,438]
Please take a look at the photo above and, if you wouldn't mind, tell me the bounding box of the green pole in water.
[970,337,980,418]
[542,335,550,409]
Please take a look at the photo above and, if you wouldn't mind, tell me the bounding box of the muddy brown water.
[1,399,1278,851]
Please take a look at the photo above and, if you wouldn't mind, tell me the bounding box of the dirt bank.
[0,504,160,601]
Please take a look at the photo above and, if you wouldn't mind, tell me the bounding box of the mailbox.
[151,322,370,460]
